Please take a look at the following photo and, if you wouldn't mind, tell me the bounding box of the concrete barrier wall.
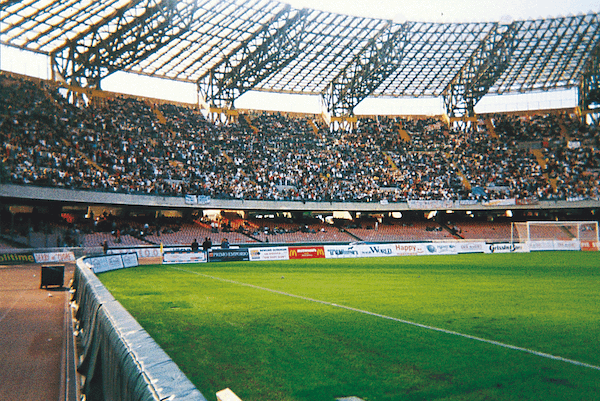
[73,258,206,401]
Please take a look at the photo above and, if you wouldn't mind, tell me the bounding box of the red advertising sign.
[288,246,325,259]
[581,241,599,251]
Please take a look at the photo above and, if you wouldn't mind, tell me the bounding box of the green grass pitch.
[98,251,600,401]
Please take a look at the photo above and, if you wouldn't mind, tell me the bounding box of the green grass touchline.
[168,265,600,373]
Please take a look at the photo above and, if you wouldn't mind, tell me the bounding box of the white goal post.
[511,221,599,249]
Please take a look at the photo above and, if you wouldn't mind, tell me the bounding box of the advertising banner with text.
[34,251,76,263]
[249,247,290,261]
[288,246,325,259]
[163,251,207,264]
[484,243,530,254]
[86,254,124,274]
[581,241,599,251]
[457,242,487,254]
[109,247,163,258]
[325,243,407,258]
[0,253,35,265]
[422,243,459,255]
[208,249,249,263]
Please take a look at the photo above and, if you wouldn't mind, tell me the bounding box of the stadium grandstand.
[1,0,600,399]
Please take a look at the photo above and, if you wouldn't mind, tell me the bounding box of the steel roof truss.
[443,22,517,117]
[321,22,408,116]
[59,0,192,86]
[198,7,309,108]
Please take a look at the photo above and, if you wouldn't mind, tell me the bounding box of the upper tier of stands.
[1,73,599,204]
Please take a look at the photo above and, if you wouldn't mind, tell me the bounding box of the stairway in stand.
[530,148,557,191]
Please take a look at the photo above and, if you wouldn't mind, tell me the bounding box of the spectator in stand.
[2,73,598,203]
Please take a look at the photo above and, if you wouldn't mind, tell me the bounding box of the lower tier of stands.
[3,220,533,250]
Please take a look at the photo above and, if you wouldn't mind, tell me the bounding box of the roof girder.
[580,43,600,111]
[51,0,195,86]
[197,6,309,108]
[442,22,518,117]
[321,21,408,116]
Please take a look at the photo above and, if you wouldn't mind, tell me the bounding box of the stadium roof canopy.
[2,0,600,117]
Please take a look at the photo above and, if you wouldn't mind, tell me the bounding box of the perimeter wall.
[73,256,206,401]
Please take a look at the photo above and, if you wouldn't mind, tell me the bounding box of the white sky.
[284,0,598,23]
[2,0,598,115]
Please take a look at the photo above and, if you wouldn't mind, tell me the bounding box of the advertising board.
[553,240,581,251]
[392,243,427,256]
[249,247,289,261]
[86,254,124,274]
[325,243,402,258]
[288,246,325,259]
[526,240,555,251]
[423,243,458,255]
[457,242,486,254]
[109,247,160,258]
[0,253,35,265]
[163,251,207,264]
[581,241,599,251]
[34,251,76,263]
[484,243,530,254]
[324,245,360,259]
[208,249,249,262]
[121,253,139,268]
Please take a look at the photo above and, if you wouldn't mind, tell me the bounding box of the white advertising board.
[163,251,207,264]
[86,254,125,274]
[121,253,139,268]
[324,245,361,259]
[346,243,398,258]
[527,241,555,251]
[457,242,486,254]
[422,243,458,255]
[484,243,530,254]
[391,243,428,256]
[324,243,459,259]
[249,247,289,261]
[34,251,76,263]
[527,240,580,252]
[553,240,581,251]
[108,247,163,258]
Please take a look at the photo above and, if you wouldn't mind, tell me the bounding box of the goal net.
[511,221,599,250]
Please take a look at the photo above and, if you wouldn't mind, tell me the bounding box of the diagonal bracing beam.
[580,43,600,110]
[53,0,197,88]
[197,6,309,109]
[442,22,518,118]
[321,21,408,117]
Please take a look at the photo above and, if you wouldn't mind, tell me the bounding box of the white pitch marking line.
[169,266,600,372]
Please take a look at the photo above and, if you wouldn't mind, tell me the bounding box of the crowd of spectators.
[1,73,599,203]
